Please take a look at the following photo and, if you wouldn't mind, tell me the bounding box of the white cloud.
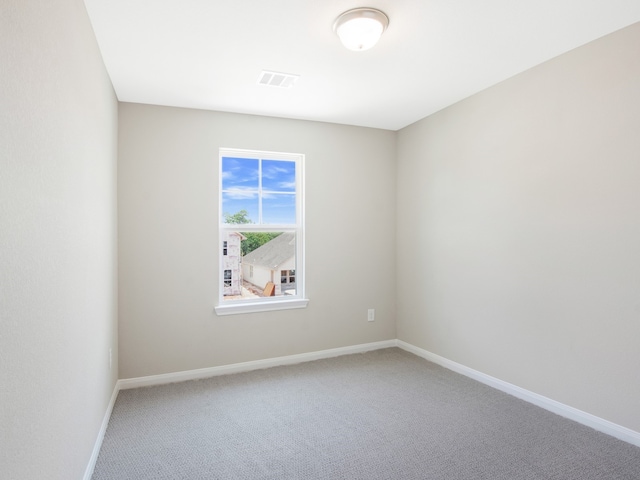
[262,164,292,179]
[224,188,258,199]
[278,181,296,189]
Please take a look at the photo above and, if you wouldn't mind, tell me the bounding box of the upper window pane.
[262,160,296,192]
[221,157,259,190]
[221,155,297,226]
[262,193,296,224]
[222,192,258,224]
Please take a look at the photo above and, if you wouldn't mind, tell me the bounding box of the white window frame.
[214,148,308,316]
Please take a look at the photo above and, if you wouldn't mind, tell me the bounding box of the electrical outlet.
[367,309,375,322]
[109,348,112,370]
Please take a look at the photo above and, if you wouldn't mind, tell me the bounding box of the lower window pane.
[222,231,296,301]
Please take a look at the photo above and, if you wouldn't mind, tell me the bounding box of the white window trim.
[215,148,308,316]
[215,298,309,316]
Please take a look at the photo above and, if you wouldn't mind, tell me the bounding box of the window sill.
[214,298,309,316]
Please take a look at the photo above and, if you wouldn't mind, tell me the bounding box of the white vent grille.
[257,70,299,88]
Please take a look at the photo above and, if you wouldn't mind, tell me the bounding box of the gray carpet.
[92,348,640,479]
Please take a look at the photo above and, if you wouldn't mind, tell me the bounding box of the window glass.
[263,194,296,224]
[262,160,295,192]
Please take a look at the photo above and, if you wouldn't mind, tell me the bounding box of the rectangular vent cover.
[258,70,299,88]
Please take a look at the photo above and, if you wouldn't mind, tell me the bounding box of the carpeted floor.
[92,348,640,479]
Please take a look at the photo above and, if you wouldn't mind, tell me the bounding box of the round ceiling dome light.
[333,7,389,51]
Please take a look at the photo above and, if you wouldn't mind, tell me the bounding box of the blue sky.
[222,157,296,224]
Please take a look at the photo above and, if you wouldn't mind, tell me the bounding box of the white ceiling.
[83,0,640,131]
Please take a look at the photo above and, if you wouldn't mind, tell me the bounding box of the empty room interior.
[2,1,640,479]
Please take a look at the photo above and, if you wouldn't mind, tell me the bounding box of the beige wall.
[397,23,640,432]
[0,1,118,479]
[118,104,397,378]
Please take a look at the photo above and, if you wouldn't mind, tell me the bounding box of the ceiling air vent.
[257,70,299,88]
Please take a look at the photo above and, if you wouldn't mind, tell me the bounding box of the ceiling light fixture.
[333,7,389,51]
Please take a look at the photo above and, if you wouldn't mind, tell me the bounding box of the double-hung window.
[214,148,307,315]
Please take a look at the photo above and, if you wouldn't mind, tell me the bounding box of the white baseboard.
[119,339,397,390]
[83,382,121,480]
[396,340,640,447]
[84,337,639,478]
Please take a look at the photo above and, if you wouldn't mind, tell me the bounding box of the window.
[215,148,308,315]
[281,269,295,284]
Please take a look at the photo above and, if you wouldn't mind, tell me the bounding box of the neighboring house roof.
[227,231,246,240]
[242,232,295,269]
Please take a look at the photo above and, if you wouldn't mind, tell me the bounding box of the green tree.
[241,232,281,256]
[224,209,252,224]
